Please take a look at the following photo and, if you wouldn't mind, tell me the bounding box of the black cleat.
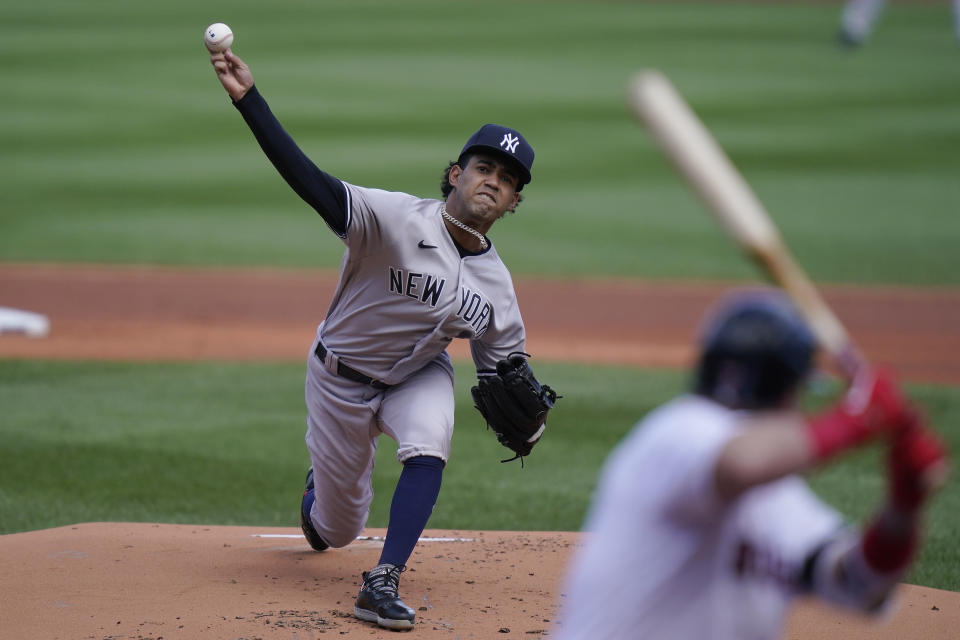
[300,468,329,552]
[354,563,415,630]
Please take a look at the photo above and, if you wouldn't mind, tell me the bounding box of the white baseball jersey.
[318,182,526,384]
[554,395,844,640]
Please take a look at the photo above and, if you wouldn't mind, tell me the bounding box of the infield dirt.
[1,263,958,639]
[1,263,958,382]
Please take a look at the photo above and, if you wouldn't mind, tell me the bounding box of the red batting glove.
[861,421,948,573]
[888,420,949,512]
[807,367,910,462]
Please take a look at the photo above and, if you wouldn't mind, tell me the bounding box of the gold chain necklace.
[440,204,488,250]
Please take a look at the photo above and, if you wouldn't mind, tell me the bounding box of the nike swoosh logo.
[418,240,438,249]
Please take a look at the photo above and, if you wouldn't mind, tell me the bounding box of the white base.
[0,307,50,337]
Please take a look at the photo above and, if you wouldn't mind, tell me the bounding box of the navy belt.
[314,342,391,390]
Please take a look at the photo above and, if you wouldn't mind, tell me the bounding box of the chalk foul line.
[253,534,475,542]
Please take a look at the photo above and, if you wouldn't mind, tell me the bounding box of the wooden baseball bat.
[627,70,863,378]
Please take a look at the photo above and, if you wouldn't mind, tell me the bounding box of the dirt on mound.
[3,523,958,639]
[1,263,959,383]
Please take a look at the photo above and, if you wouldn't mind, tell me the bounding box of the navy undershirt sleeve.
[233,86,348,236]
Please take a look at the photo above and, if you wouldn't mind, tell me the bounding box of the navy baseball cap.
[459,124,534,189]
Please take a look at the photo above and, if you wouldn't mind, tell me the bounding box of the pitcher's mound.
[2,523,956,638]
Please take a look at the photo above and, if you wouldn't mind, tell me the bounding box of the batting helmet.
[693,289,816,410]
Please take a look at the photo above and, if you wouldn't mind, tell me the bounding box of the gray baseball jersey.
[319,182,526,385]
[302,181,527,545]
[232,86,531,548]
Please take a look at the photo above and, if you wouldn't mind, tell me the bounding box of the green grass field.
[3,1,959,282]
[2,359,958,590]
[2,0,958,593]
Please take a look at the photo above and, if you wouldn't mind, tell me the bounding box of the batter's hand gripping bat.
[627,70,864,379]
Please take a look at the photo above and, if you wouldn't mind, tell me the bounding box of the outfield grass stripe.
[2,358,957,589]
[3,1,959,283]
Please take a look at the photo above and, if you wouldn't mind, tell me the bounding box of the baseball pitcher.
[208,46,557,630]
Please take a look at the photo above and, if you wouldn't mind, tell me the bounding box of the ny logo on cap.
[500,133,519,154]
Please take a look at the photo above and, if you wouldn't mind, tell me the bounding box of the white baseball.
[204,23,234,53]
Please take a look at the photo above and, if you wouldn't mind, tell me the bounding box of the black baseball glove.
[471,352,559,463]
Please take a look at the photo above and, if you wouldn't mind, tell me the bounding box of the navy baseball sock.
[378,455,444,567]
